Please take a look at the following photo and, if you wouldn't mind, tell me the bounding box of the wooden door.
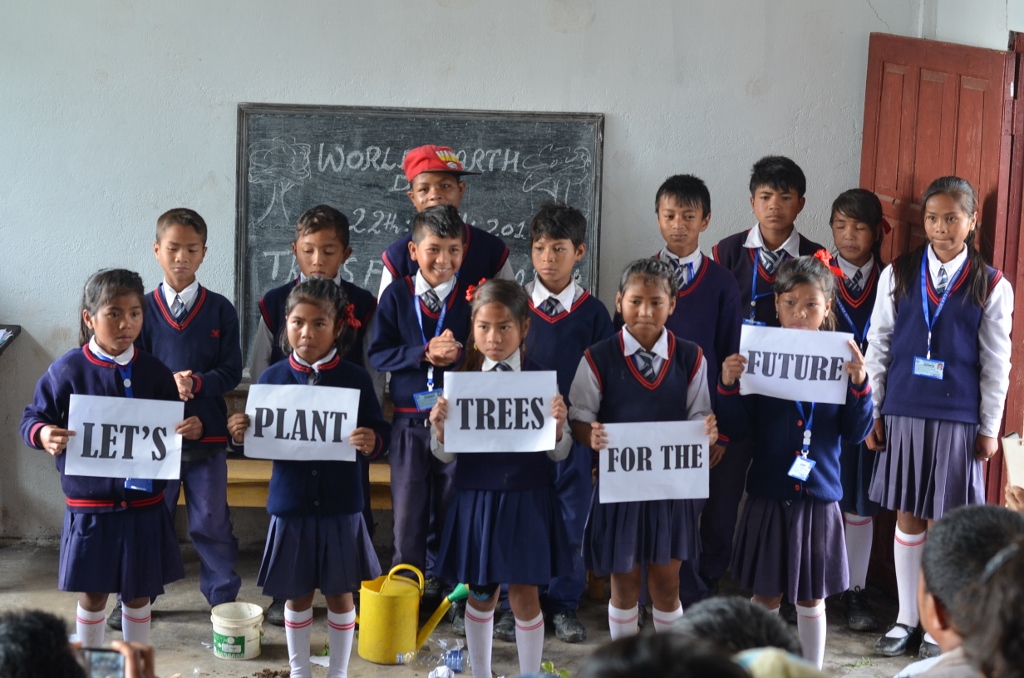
[859,32,1016,594]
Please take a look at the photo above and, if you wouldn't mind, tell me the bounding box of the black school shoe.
[550,610,587,643]
[106,600,122,630]
[448,600,466,637]
[874,623,922,657]
[842,587,880,632]
[265,598,286,627]
[780,601,798,625]
[919,638,942,659]
[493,609,516,642]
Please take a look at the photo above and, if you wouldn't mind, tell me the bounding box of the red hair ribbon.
[813,249,846,278]
[464,278,488,302]
[880,218,892,234]
[343,304,361,329]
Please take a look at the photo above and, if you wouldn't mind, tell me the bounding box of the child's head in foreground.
[577,633,750,678]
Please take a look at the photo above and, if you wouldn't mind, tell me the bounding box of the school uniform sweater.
[20,345,179,513]
[257,354,390,517]
[525,284,614,398]
[830,256,881,352]
[258,277,377,369]
[381,223,510,286]
[368,276,472,417]
[716,376,874,502]
[712,229,825,326]
[138,285,241,459]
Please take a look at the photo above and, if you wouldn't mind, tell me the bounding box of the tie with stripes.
[541,296,564,317]
[935,266,948,295]
[492,362,511,372]
[849,269,863,293]
[171,295,187,322]
[635,350,656,382]
[760,249,786,275]
[670,259,690,289]
[421,289,442,313]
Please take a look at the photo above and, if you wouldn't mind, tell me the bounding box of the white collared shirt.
[742,224,803,260]
[529,277,579,316]
[89,336,135,365]
[414,271,457,304]
[300,269,344,286]
[482,350,522,372]
[161,278,200,312]
[835,254,874,284]
[865,244,1014,436]
[658,247,703,271]
[292,348,337,372]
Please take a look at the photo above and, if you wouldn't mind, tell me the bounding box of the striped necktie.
[760,249,786,275]
[421,289,441,313]
[171,294,187,322]
[935,266,948,295]
[670,258,691,289]
[540,296,564,317]
[849,269,863,293]
[492,362,511,372]
[635,350,656,382]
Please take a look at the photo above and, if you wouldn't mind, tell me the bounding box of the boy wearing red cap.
[376,145,514,298]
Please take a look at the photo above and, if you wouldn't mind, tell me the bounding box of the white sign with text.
[738,325,854,405]
[443,370,559,452]
[243,384,359,461]
[599,420,710,503]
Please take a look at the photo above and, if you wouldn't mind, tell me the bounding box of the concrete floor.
[0,540,927,678]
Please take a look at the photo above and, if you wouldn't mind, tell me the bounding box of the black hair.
[577,633,749,678]
[411,204,465,244]
[891,176,991,307]
[529,201,587,248]
[830,188,886,264]
[0,609,87,678]
[618,258,678,298]
[78,269,145,346]
[921,505,1024,627]
[656,174,711,217]
[279,278,357,358]
[773,256,837,331]
[156,207,208,245]
[672,596,802,656]
[295,204,351,248]
[749,155,806,198]
[959,537,1024,678]
[460,279,531,373]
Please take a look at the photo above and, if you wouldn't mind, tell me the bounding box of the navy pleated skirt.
[839,441,881,517]
[59,505,184,600]
[437,487,572,586]
[731,495,848,603]
[258,513,381,599]
[868,415,985,520]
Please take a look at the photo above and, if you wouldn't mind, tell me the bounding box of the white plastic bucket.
[210,602,264,660]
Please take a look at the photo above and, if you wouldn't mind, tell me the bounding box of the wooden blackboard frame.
[235,103,604,364]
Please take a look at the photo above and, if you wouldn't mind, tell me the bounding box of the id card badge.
[124,478,153,492]
[742,318,766,327]
[913,357,945,380]
[787,455,816,481]
[413,389,442,412]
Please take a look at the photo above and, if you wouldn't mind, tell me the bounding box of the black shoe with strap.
[842,587,880,632]
[874,623,922,657]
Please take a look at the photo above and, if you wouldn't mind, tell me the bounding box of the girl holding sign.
[428,279,572,678]
[227,278,389,678]
[864,176,1013,658]
[568,259,718,641]
[20,269,197,649]
[718,255,874,668]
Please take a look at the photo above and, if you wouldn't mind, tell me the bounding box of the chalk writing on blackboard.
[248,138,311,223]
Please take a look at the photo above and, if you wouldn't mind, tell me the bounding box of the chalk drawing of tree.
[248,137,311,223]
[521,145,592,202]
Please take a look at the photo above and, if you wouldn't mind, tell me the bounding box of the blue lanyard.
[415,291,448,391]
[794,401,815,455]
[95,353,134,398]
[835,299,870,348]
[748,249,778,319]
[919,254,962,359]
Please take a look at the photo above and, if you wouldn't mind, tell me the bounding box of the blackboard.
[235,103,605,363]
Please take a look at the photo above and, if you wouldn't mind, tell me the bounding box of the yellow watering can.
[356,564,470,665]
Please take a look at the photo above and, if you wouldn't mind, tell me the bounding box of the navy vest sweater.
[138,285,242,458]
[717,373,874,502]
[453,356,558,492]
[259,278,377,368]
[830,257,881,353]
[20,345,179,513]
[381,224,510,285]
[585,332,705,425]
[712,230,825,326]
[525,290,614,399]
[257,354,390,517]
[881,257,1001,424]
[368,277,472,416]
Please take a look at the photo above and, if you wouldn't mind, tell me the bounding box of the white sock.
[464,606,494,678]
[887,527,926,638]
[514,612,545,676]
[284,607,313,678]
[608,602,639,640]
[76,604,105,647]
[844,513,874,590]
[923,631,938,646]
[327,610,356,678]
[651,604,683,633]
[796,601,827,669]
[121,602,151,645]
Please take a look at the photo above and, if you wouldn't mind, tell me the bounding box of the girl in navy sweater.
[20,269,197,648]
[865,177,1013,658]
[568,259,717,640]
[827,189,888,632]
[228,278,389,678]
[428,279,571,678]
[718,255,873,668]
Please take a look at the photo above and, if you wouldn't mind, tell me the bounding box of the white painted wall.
[0,0,1005,538]
[929,0,1012,49]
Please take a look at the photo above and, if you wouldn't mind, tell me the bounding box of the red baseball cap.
[402,145,480,182]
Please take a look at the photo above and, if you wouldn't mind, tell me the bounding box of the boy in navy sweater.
[522,202,613,644]
[706,157,825,595]
[369,204,472,598]
[137,208,242,614]
[377,144,513,298]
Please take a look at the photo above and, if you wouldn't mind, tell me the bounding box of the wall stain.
[547,0,596,34]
